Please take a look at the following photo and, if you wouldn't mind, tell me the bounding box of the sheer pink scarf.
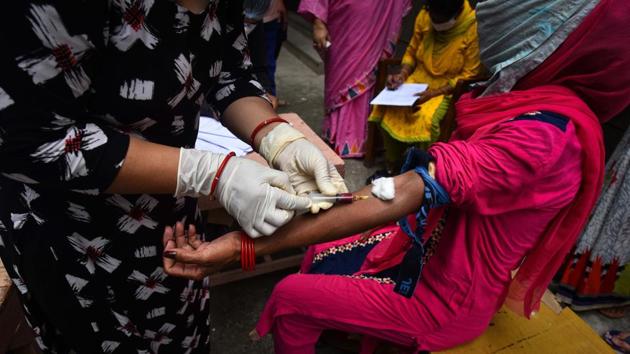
[515,0,630,123]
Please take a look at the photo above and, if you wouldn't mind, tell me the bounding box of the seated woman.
[162,0,630,352]
[369,0,482,175]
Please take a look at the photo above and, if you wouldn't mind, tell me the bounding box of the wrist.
[240,233,256,271]
[313,18,326,29]
[400,65,412,80]
[259,123,305,166]
[176,149,228,197]
[250,116,288,149]
[232,232,242,259]
[254,122,282,149]
[210,152,236,196]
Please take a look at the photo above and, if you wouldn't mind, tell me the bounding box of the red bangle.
[248,237,255,271]
[240,234,247,270]
[250,116,288,145]
[247,236,255,271]
[209,151,236,196]
[240,233,256,272]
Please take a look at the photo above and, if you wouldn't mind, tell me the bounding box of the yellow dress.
[369,2,481,143]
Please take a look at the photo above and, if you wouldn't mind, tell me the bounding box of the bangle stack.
[209,151,236,196]
[240,233,256,272]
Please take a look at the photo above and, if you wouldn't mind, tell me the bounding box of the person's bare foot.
[611,331,630,352]
[248,329,261,341]
[604,330,630,353]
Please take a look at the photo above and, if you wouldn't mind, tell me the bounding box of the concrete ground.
[210,47,629,354]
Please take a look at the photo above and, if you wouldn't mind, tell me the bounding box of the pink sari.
[299,0,410,157]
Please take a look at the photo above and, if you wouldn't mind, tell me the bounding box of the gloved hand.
[176,149,311,238]
[260,123,348,213]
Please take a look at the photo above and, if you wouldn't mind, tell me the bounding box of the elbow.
[395,171,425,211]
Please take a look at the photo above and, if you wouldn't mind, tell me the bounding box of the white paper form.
[195,116,253,156]
[370,83,428,106]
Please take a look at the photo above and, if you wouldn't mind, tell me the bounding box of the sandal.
[603,330,630,353]
[600,306,627,319]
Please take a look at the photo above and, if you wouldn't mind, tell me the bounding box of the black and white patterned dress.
[0,1,264,352]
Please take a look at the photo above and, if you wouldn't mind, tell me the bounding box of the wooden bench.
[435,302,613,354]
[0,260,10,306]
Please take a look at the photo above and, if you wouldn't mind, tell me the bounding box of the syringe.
[307,192,369,204]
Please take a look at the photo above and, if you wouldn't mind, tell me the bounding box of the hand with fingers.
[176,149,311,238]
[386,73,406,90]
[312,18,330,50]
[216,156,312,238]
[413,85,452,110]
[162,222,241,280]
[259,123,348,214]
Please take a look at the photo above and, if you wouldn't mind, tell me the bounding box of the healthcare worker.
[0,0,345,352]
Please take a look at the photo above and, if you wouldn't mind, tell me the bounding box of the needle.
[308,192,370,204]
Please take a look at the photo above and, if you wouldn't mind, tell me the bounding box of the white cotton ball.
[371,177,396,201]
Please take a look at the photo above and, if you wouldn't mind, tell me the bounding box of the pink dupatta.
[454,85,604,317]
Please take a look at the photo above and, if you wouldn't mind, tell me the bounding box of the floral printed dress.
[0,1,264,353]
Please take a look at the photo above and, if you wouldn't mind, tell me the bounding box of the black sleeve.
[0,2,129,192]
[208,1,268,114]
[247,23,273,93]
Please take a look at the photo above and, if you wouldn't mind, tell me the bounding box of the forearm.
[108,96,279,194]
[400,64,414,79]
[254,171,425,255]
[221,96,280,150]
[105,136,180,194]
[432,84,454,97]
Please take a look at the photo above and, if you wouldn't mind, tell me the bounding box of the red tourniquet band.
[241,233,256,271]
[249,116,287,145]
[209,151,235,196]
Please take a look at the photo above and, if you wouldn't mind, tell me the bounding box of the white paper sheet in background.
[370,83,428,107]
[195,116,253,156]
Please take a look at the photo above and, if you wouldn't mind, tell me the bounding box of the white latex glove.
[176,149,311,238]
[260,123,348,213]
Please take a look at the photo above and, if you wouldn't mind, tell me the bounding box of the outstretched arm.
[163,171,425,279]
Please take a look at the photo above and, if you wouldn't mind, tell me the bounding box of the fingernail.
[163,251,177,259]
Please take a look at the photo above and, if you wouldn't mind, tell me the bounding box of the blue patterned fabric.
[394,148,450,297]
[511,111,569,132]
[309,239,382,276]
